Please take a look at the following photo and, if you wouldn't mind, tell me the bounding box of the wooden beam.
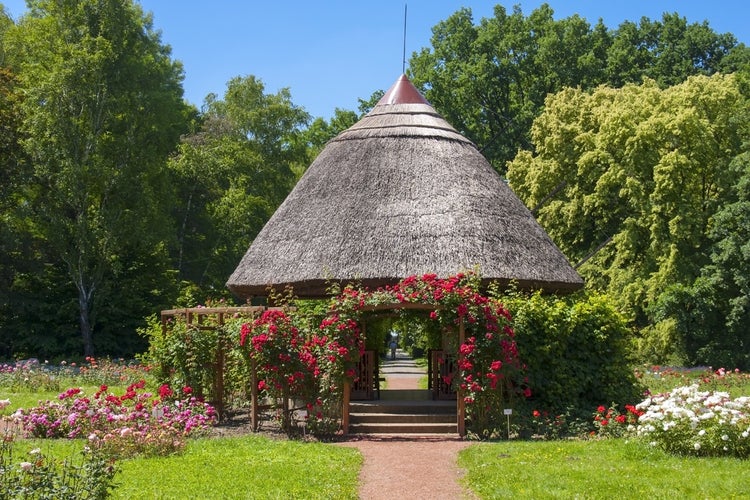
[342,380,350,435]
[458,316,466,437]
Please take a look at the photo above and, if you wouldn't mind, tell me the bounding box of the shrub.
[503,290,643,434]
[636,384,750,458]
[12,382,216,457]
[0,437,117,499]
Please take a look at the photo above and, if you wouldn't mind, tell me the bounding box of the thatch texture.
[227,75,583,299]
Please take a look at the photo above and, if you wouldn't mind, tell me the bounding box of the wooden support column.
[457,316,466,437]
[342,380,351,435]
[250,358,259,432]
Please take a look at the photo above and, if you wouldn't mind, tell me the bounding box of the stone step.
[350,412,456,424]
[350,400,456,415]
[379,389,431,401]
[348,422,458,434]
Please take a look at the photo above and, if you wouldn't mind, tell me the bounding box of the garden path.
[337,349,476,499]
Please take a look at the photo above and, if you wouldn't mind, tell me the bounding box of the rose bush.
[13,382,216,457]
[240,272,528,438]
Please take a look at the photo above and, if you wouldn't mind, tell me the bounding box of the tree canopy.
[2,0,189,356]
[408,4,749,173]
[1,0,748,365]
[506,73,750,367]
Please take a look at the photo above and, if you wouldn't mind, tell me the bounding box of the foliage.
[240,304,362,436]
[138,311,261,415]
[3,0,190,356]
[652,159,750,369]
[239,272,528,438]
[0,437,117,500]
[591,403,643,439]
[502,290,642,429]
[507,74,750,365]
[409,4,748,173]
[636,384,750,458]
[168,75,309,294]
[459,439,750,498]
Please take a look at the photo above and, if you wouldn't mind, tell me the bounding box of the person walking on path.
[389,339,398,360]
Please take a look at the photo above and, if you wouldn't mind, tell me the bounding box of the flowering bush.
[0,357,152,394]
[240,305,363,436]
[592,403,644,438]
[239,272,528,438]
[12,382,216,457]
[0,437,117,499]
[527,409,569,440]
[636,384,750,458]
[384,273,527,436]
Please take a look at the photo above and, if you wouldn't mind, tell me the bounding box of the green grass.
[459,438,750,499]
[13,435,361,499]
[113,435,360,499]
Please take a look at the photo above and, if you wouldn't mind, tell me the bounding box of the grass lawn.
[112,435,360,499]
[459,438,750,499]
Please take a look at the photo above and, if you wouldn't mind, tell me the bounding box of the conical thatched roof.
[227,75,583,299]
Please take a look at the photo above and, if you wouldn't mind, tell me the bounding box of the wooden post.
[250,358,259,432]
[342,380,350,435]
[457,317,466,437]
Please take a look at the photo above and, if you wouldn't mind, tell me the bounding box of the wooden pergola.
[160,303,467,436]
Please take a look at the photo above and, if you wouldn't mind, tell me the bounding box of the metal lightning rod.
[402,4,407,74]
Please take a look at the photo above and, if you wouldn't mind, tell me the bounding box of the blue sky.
[3,1,749,119]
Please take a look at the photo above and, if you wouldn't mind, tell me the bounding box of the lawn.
[9,435,360,499]
[459,438,750,498]
[113,435,360,499]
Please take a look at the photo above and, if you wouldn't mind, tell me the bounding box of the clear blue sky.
[3,1,749,119]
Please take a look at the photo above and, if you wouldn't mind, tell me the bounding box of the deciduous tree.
[5,0,189,355]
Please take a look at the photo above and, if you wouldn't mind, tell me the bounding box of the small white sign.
[503,408,513,415]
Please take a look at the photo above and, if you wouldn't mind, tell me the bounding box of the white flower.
[29,448,41,455]
[698,429,706,436]
[19,461,33,472]
[0,399,10,410]
[722,434,729,441]
[742,431,749,438]
[694,442,701,451]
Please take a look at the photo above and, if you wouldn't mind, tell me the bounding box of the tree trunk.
[77,286,95,357]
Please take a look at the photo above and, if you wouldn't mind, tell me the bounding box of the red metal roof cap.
[377,74,430,105]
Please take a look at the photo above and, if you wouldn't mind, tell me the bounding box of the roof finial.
[402,4,408,74]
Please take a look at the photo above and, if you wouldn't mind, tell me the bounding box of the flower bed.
[12,382,216,458]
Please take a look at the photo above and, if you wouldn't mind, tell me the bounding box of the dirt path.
[337,435,475,500]
[337,350,477,499]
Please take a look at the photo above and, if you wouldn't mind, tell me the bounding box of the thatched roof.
[227,75,583,299]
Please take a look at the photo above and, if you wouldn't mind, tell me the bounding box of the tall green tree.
[408,4,749,173]
[5,0,189,356]
[507,74,749,362]
[169,76,309,295]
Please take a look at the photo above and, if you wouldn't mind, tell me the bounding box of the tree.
[605,13,748,87]
[409,4,611,172]
[408,4,749,173]
[169,76,309,294]
[5,0,189,356]
[506,74,749,362]
[654,156,750,369]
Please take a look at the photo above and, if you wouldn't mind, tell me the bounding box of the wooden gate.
[429,349,456,400]
[350,350,378,400]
